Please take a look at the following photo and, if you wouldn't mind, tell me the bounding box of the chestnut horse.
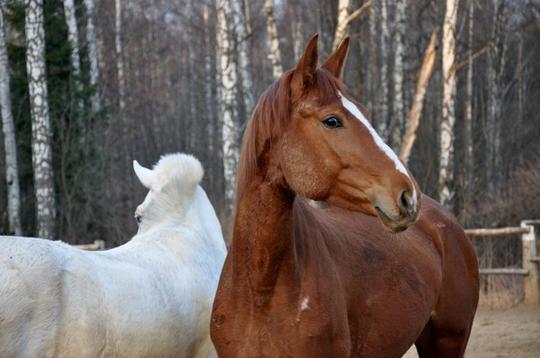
[211,35,479,357]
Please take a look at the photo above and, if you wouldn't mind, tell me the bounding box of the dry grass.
[478,275,524,309]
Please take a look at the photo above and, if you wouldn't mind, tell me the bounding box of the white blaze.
[338,91,417,207]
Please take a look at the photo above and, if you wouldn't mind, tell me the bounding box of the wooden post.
[522,220,539,306]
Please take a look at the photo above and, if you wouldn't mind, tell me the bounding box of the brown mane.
[235,69,344,203]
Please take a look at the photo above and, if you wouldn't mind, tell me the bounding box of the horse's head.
[133,153,203,233]
[254,35,420,233]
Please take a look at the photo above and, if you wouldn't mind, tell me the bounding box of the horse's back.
[0,236,71,356]
[0,236,198,357]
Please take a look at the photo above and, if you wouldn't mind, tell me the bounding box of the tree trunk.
[464,0,474,217]
[84,0,100,112]
[399,31,438,163]
[332,0,350,51]
[366,2,377,116]
[378,0,390,140]
[486,0,506,193]
[62,0,83,108]
[439,0,458,208]
[0,5,22,235]
[230,0,254,114]
[216,0,239,212]
[264,0,283,79]
[115,0,126,115]
[291,4,303,62]
[391,0,405,148]
[25,0,56,238]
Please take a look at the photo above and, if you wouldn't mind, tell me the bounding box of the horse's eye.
[135,214,142,224]
[322,116,343,128]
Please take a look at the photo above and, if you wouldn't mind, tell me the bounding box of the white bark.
[84,0,100,112]
[216,0,239,210]
[264,0,283,79]
[230,0,254,113]
[115,0,126,114]
[439,0,458,207]
[203,3,214,154]
[291,5,303,62]
[0,6,22,235]
[464,0,474,190]
[486,0,506,192]
[378,0,390,140]
[366,3,377,115]
[399,31,438,163]
[25,0,56,238]
[333,0,350,51]
[62,0,83,108]
[391,0,405,148]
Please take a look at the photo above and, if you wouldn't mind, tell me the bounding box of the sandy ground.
[403,305,540,357]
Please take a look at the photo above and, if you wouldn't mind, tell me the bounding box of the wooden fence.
[466,220,540,306]
[73,240,105,251]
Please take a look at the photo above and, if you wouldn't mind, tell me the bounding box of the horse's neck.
[232,176,295,302]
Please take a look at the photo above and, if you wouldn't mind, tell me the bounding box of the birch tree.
[115,0,126,115]
[399,31,438,163]
[377,0,390,140]
[0,5,22,235]
[230,0,254,113]
[26,0,56,238]
[264,0,282,79]
[332,0,371,51]
[62,0,83,107]
[391,0,405,148]
[464,0,474,198]
[216,0,239,210]
[84,0,100,112]
[439,0,458,207]
[486,0,506,192]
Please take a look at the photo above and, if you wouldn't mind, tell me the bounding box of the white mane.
[134,153,205,232]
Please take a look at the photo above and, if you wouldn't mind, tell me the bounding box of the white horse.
[0,153,227,357]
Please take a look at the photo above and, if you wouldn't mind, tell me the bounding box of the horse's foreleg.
[414,319,472,358]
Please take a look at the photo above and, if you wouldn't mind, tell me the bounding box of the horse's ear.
[291,34,319,95]
[133,160,154,189]
[322,37,350,79]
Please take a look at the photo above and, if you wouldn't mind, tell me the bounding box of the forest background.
[0,0,539,259]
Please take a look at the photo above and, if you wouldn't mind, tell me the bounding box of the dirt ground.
[403,305,540,357]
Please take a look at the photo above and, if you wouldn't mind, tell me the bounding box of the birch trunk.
[486,0,506,192]
[26,0,56,238]
[439,0,458,207]
[62,0,83,108]
[230,0,254,113]
[332,0,350,51]
[399,31,438,163]
[0,6,22,235]
[366,3,377,115]
[264,0,283,79]
[84,0,100,112]
[378,0,390,140]
[332,0,371,51]
[291,5,303,62]
[391,0,405,148]
[464,0,474,200]
[217,0,239,211]
[115,0,126,115]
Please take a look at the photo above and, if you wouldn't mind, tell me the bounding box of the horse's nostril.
[399,190,414,215]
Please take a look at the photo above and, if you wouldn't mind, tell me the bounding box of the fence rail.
[73,240,105,251]
[467,220,539,306]
[465,227,530,237]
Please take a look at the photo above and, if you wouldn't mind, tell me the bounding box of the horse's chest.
[213,292,350,357]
